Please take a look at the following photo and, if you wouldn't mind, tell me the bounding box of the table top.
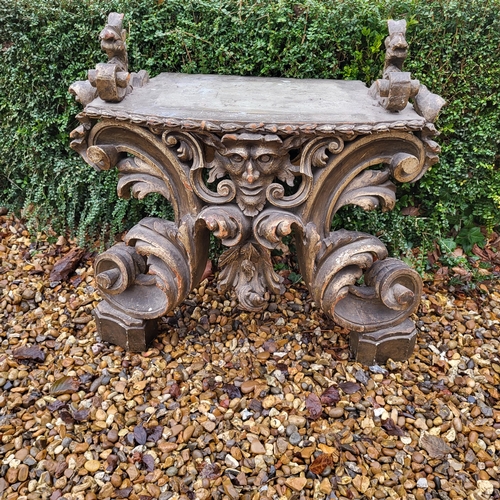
[84,73,426,133]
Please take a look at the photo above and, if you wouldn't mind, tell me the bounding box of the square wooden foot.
[350,319,417,365]
[93,301,158,352]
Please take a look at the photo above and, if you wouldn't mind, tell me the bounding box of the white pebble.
[417,478,428,488]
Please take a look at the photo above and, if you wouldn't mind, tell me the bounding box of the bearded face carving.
[206,133,298,217]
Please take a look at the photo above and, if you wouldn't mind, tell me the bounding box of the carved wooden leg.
[293,225,422,365]
[93,216,208,351]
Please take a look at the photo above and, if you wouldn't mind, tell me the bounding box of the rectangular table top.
[84,72,426,131]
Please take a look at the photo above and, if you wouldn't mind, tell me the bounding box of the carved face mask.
[210,133,294,217]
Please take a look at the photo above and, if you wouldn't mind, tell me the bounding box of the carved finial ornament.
[370,20,445,121]
[69,12,149,105]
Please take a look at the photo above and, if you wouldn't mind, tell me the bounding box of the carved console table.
[70,14,444,364]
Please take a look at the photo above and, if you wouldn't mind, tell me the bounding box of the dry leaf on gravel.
[49,247,85,282]
[116,487,133,498]
[223,383,242,399]
[320,385,340,405]
[50,375,80,395]
[338,381,361,394]
[141,454,155,472]
[382,417,406,436]
[12,345,46,362]
[73,409,90,422]
[134,424,148,445]
[146,425,163,443]
[305,392,323,420]
[419,432,453,458]
[309,453,333,475]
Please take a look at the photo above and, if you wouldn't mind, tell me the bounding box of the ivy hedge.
[0,0,499,263]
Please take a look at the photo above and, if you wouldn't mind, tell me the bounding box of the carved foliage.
[334,169,397,213]
[69,114,93,158]
[117,157,172,201]
[218,242,284,312]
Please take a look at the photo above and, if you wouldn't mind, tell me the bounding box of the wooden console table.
[70,14,444,364]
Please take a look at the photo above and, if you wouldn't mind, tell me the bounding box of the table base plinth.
[350,319,417,366]
[94,301,158,352]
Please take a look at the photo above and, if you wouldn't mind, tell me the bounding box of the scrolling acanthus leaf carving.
[217,242,284,312]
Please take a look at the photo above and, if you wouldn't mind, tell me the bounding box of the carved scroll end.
[389,153,422,183]
[69,80,98,107]
[254,211,304,251]
[198,205,251,247]
[413,85,446,123]
[94,243,147,297]
[87,145,119,171]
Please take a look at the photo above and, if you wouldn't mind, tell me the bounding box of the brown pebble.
[170,424,184,437]
[240,380,256,394]
[0,478,8,492]
[18,464,29,482]
[250,440,266,454]
[6,467,18,484]
[147,484,161,497]
[468,431,479,444]
[74,442,90,453]
[202,421,216,433]
[222,476,239,499]
[413,452,425,464]
[107,429,118,443]
[110,473,122,488]
[158,442,177,453]
[183,425,195,441]
[127,465,139,481]
[286,476,308,492]
[15,449,29,461]
[84,460,100,473]
[329,407,344,418]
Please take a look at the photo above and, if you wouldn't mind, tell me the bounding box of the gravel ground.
[1,212,499,500]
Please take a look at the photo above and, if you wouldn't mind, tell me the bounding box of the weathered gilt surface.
[70,13,445,364]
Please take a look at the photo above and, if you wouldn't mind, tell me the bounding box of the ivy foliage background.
[0,0,499,258]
